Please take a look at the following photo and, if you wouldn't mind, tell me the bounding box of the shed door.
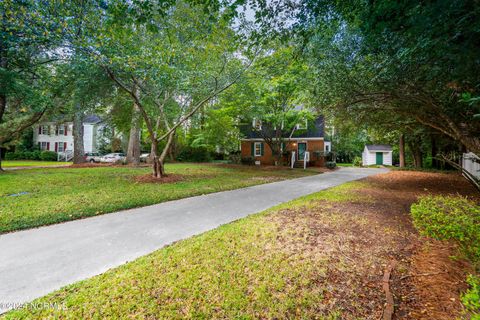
[376,152,383,165]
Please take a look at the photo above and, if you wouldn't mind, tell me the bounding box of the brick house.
[240,115,328,167]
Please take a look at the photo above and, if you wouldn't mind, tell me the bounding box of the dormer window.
[252,118,262,130]
[274,120,284,131]
[295,119,308,130]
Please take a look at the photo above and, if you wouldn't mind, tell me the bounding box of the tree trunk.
[168,135,176,161]
[399,134,405,168]
[409,142,423,168]
[72,101,85,164]
[431,135,438,169]
[126,101,141,165]
[273,144,282,166]
[0,149,3,172]
[151,141,162,178]
[147,143,154,164]
[414,150,423,168]
[150,131,176,178]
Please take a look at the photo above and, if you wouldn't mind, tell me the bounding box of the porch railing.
[304,151,310,170]
[57,150,73,162]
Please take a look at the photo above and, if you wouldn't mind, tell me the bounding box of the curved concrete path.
[0,167,387,312]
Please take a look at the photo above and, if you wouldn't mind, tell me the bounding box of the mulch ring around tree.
[267,170,478,319]
[133,173,184,184]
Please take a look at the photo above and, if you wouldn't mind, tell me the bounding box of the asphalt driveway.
[0,167,387,312]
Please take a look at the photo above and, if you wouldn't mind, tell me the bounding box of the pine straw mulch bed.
[267,170,479,320]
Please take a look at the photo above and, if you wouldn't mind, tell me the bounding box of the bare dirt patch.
[133,173,184,184]
[267,170,478,319]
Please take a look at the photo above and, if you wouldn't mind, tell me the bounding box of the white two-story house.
[33,115,107,155]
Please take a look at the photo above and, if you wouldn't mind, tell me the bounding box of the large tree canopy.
[0,0,68,170]
[85,0,252,177]
[299,0,480,154]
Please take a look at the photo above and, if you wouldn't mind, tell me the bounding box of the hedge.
[5,151,57,161]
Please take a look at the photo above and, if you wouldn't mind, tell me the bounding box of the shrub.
[411,195,480,262]
[39,151,58,161]
[325,161,336,169]
[176,146,212,162]
[352,156,362,167]
[313,150,324,159]
[5,152,16,160]
[411,196,480,316]
[462,275,480,319]
[31,150,42,160]
[241,156,254,166]
[228,152,241,164]
[5,151,43,160]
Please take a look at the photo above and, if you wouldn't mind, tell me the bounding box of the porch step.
[293,160,305,168]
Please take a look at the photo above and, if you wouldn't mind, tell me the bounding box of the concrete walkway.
[0,167,387,312]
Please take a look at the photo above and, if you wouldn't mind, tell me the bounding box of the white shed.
[362,144,393,166]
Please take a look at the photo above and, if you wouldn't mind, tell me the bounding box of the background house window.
[39,141,49,151]
[254,142,262,157]
[57,143,65,152]
[40,125,50,135]
[57,125,65,135]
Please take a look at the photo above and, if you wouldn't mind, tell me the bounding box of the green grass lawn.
[336,163,353,167]
[0,163,318,234]
[2,160,72,168]
[2,181,362,320]
[3,171,476,319]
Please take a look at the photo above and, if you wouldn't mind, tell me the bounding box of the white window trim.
[273,120,284,131]
[57,125,65,135]
[57,142,65,152]
[295,119,308,130]
[252,118,262,131]
[41,125,49,135]
[254,142,262,157]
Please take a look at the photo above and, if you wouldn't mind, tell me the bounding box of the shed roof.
[365,144,392,151]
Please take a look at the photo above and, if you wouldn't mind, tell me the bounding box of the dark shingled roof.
[240,115,324,139]
[365,144,392,151]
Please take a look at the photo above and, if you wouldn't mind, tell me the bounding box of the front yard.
[1,160,72,168]
[0,163,318,234]
[3,170,478,319]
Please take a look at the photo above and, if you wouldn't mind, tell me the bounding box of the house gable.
[240,115,325,140]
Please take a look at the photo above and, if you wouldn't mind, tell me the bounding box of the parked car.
[84,152,102,163]
[140,153,150,162]
[99,153,126,163]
